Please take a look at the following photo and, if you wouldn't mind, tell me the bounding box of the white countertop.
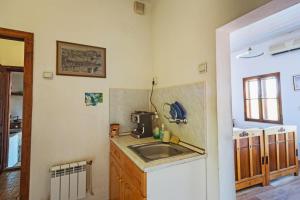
[111,134,206,173]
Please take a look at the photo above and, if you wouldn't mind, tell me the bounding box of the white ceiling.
[230,3,300,52]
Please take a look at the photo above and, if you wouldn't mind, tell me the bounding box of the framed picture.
[293,75,300,91]
[56,41,106,78]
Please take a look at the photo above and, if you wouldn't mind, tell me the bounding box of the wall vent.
[134,1,145,15]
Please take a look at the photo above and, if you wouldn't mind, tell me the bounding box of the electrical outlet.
[198,62,207,74]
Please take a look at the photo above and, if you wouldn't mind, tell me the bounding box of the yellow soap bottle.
[162,130,170,143]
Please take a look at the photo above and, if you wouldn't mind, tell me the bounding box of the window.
[243,72,282,124]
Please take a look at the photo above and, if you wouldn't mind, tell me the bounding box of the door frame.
[0,68,11,172]
[216,0,300,199]
[0,27,33,200]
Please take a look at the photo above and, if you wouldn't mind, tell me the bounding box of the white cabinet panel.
[147,159,206,200]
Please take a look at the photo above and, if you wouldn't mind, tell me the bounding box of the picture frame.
[85,92,103,106]
[56,41,106,78]
[293,75,300,91]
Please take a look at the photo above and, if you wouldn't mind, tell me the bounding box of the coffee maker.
[131,111,154,138]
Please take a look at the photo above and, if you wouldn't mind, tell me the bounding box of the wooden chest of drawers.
[233,126,298,190]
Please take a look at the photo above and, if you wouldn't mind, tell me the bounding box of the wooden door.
[110,157,121,200]
[265,130,298,184]
[121,173,145,200]
[0,69,10,172]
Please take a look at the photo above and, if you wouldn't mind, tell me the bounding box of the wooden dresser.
[264,126,298,185]
[233,126,299,190]
[233,128,266,190]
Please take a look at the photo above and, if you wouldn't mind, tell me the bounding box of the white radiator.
[50,161,87,200]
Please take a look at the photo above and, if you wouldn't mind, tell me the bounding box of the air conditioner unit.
[269,38,300,55]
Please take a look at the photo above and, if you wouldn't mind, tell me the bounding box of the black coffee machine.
[131,111,155,138]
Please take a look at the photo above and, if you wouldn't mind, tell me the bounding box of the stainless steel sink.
[128,142,195,162]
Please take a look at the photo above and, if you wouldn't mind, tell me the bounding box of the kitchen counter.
[110,134,206,172]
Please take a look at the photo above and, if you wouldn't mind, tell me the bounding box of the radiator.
[50,161,87,200]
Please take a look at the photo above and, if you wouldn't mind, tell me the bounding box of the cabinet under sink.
[110,137,206,200]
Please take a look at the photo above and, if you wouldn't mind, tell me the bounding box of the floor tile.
[237,169,300,200]
[0,170,20,200]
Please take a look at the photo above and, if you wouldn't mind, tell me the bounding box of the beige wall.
[151,0,271,199]
[0,0,273,199]
[0,0,152,199]
[0,39,24,66]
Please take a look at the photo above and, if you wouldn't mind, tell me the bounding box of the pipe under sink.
[128,142,196,162]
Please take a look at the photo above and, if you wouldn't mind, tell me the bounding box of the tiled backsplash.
[109,83,207,149]
[109,88,150,133]
[152,82,206,149]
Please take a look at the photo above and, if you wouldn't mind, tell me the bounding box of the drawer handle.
[262,157,264,164]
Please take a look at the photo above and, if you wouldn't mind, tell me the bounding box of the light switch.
[43,72,53,79]
[198,62,207,73]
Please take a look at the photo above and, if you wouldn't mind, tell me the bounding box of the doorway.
[0,66,24,199]
[0,28,33,200]
[216,0,300,200]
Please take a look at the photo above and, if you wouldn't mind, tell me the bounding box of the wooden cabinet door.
[287,132,297,168]
[234,140,238,181]
[266,134,277,173]
[251,136,264,177]
[239,137,250,179]
[265,131,299,183]
[234,133,266,190]
[121,174,145,200]
[110,157,121,200]
[267,133,298,171]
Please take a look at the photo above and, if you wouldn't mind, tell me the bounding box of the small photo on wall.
[85,93,103,106]
[293,75,300,91]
